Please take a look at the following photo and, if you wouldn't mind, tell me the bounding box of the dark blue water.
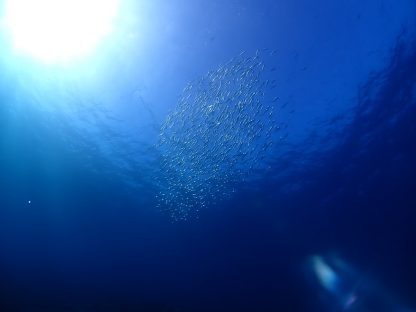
[1,0,416,311]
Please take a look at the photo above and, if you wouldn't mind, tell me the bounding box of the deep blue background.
[0,0,416,311]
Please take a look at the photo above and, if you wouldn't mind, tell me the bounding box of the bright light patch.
[3,0,120,63]
[312,256,338,293]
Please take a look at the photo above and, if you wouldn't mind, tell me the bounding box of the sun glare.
[3,0,120,64]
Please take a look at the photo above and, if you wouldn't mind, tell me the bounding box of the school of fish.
[156,51,278,221]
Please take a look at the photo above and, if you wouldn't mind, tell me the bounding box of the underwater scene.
[0,0,416,311]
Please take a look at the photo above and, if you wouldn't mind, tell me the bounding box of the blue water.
[1,0,416,311]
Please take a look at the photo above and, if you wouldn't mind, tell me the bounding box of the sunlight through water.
[2,0,120,64]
